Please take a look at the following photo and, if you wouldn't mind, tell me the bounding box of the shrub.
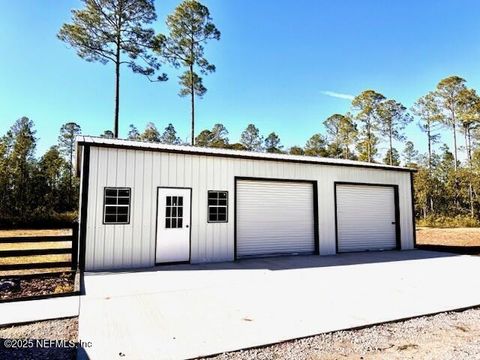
[417,214,480,228]
[0,211,78,229]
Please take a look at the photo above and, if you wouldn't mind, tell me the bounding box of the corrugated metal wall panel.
[336,185,397,252]
[83,147,415,270]
[237,180,315,257]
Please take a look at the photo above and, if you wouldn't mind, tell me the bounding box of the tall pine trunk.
[190,65,195,145]
[68,141,73,209]
[389,125,393,165]
[465,128,474,216]
[427,125,434,214]
[451,110,459,208]
[114,51,120,138]
[366,122,372,162]
[114,5,122,139]
[427,124,435,213]
[452,121,458,171]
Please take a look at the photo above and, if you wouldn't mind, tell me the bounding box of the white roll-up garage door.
[336,184,398,252]
[236,180,316,257]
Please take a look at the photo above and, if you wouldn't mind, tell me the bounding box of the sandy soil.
[416,227,480,247]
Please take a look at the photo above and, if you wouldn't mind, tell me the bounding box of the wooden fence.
[0,223,79,272]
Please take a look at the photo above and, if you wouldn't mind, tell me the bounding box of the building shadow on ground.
[84,249,470,277]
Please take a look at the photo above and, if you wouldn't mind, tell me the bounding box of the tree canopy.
[58,0,165,138]
[154,0,220,145]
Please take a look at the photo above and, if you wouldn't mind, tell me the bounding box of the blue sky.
[1,0,480,157]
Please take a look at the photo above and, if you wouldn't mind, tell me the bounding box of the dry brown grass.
[0,229,73,276]
[0,241,71,250]
[0,229,71,237]
[416,227,480,247]
[0,268,73,276]
[0,254,70,265]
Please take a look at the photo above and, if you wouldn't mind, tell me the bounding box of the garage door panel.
[336,184,397,252]
[237,180,315,257]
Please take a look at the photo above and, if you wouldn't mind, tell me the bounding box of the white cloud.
[321,90,354,100]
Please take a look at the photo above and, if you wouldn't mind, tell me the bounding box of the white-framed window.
[208,191,228,223]
[103,187,131,224]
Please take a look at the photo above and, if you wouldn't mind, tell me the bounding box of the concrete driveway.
[78,250,480,359]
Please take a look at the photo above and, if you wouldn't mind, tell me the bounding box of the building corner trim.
[79,145,90,271]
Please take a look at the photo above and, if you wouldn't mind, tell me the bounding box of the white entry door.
[156,188,191,263]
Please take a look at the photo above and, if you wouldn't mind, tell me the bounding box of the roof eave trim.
[76,141,416,173]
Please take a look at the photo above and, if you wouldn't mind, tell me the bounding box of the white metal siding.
[336,185,397,252]
[83,146,415,270]
[236,180,315,257]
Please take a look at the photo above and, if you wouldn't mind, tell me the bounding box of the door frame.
[234,176,320,260]
[154,186,193,265]
[334,181,401,253]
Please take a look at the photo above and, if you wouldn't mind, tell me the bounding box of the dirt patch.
[211,308,480,360]
[416,227,480,247]
[0,317,78,360]
[0,273,75,301]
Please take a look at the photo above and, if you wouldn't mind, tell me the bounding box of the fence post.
[71,221,79,271]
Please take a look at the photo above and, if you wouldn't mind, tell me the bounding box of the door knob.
[186,225,189,228]
[391,222,396,225]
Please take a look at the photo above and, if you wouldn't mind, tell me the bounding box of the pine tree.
[304,134,329,157]
[154,0,220,145]
[383,148,400,166]
[352,90,386,162]
[127,124,141,140]
[403,141,419,167]
[58,0,165,137]
[264,132,283,153]
[58,122,81,209]
[141,122,161,142]
[378,99,413,165]
[160,123,182,145]
[240,124,263,151]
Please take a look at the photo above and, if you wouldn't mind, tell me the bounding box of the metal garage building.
[76,136,416,271]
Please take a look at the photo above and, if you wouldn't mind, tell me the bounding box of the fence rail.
[0,223,79,272]
[0,236,73,244]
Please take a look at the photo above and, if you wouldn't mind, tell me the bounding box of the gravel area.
[0,308,479,359]
[210,307,480,360]
[0,272,75,300]
[0,317,78,360]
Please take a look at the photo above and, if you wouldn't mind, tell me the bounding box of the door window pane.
[165,196,184,229]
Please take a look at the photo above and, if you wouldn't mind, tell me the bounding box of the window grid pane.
[208,191,228,222]
[104,188,131,224]
[165,196,184,229]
